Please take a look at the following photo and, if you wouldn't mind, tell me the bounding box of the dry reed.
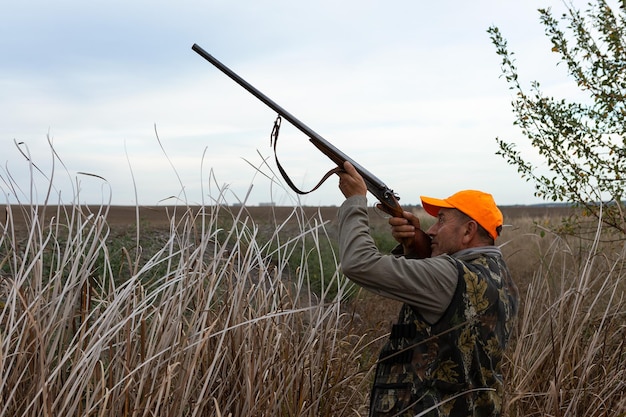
[0,199,374,416]
[500,213,626,416]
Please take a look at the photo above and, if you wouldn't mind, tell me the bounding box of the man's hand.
[338,161,367,198]
[389,211,432,258]
[389,211,420,247]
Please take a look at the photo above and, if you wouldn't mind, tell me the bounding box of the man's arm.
[337,196,457,323]
[338,161,431,258]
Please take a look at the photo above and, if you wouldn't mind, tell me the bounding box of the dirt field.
[2,203,574,231]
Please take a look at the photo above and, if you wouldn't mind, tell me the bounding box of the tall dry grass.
[0,198,377,416]
[499,213,626,416]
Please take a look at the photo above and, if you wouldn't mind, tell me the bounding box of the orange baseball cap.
[420,190,503,240]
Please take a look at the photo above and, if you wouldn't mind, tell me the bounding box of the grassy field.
[1,202,624,416]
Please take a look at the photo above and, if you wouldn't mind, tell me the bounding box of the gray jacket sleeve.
[338,195,458,323]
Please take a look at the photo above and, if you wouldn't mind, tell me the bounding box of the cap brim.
[420,196,455,217]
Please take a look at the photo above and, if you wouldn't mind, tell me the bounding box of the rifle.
[192,44,432,258]
[192,43,407,217]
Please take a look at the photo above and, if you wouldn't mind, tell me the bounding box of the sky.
[1,1,580,208]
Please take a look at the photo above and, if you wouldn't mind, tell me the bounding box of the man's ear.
[462,220,478,244]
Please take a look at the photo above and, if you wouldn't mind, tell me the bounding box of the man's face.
[425,208,471,256]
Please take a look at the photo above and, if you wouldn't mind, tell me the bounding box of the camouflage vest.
[369,253,519,417]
